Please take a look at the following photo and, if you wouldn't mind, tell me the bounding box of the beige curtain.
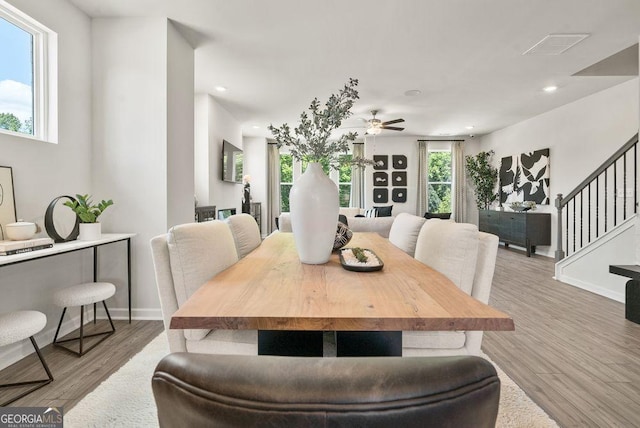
[350,142,365,208]
[266,141,280,233]
[417,140,428,216]
[452,141,465,222]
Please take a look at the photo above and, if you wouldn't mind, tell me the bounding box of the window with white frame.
[427,148,452,213]
[279,151,353,211]
[0,1,55,141]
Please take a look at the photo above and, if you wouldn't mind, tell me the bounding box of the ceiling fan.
[365,110,405,135]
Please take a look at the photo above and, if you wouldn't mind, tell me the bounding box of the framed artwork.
[392,155,407,169]
[392,188,407,203]
[373,155,388,170]
[500,148,550,204]
[392,171,407,186]
[373,172,389,186]
[0,166,17,241]
[373,188,388,204]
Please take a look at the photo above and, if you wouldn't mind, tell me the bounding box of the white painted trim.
[556,215,636,272]
[555,215,635,303]
[555,275,624,303]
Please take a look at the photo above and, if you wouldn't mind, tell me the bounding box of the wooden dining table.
[170,232,514,334]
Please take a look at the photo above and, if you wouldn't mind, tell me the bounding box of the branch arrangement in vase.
[64,194,114,223]
[268,78,375,168]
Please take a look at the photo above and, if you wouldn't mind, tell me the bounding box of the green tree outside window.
[427,151,452,213]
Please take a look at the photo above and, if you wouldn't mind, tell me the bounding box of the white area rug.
[66,333,558,427]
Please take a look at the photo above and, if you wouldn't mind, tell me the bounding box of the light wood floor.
[483,246,640,428]
[2,250,640,427]
[0,319,164,409]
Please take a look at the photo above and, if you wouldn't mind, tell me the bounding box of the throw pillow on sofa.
[364,208,377,218]
[374,205,393,217]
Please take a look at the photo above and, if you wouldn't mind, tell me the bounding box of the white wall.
[167,21,195,228]
[0,0,93,368]
[471,78,639,257]
[92,17,195,319]
[243,136,267,235]
[194,95,243,214]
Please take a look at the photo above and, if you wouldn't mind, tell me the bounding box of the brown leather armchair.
[152,353,500,428]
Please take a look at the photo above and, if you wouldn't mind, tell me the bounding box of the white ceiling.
[68,0,640,139]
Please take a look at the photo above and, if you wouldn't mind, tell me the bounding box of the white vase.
[79,223,101,241]
[289,162,339,264]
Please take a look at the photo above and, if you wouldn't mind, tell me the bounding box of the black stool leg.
[52,307,67,343]
[52,301,115,357]
[0,336,54,406]
[79,305,84,356]
[103,301,116,333]
[94,302,97,324]
[30,337,54,382]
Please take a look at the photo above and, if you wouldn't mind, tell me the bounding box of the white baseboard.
[555,275,625,303]
[0,307,163,371]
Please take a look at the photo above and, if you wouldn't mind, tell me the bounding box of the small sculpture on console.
[242,175,251,214]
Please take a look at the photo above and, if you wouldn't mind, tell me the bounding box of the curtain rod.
[417,139,465,142]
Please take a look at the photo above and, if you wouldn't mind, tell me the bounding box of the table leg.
[626,280,640,324]
[93,246,97,282]
[258,331,323,356]
[335,331,402,357]
[127,238,132,324]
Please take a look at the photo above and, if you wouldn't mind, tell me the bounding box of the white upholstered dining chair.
[388,213,427,257]
[225,213,262,258]
[150,221,258,355]
[403,221,499,357]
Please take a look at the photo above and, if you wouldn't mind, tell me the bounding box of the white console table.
[0,233,135,322]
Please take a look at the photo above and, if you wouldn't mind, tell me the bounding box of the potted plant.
[64,194,114,241]
[465,151,499,210]
[268,78,371,264]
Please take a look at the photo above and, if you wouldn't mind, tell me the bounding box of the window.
[0,2,55,141]
[279,152,353,211]
[338,154,352,207]
[280,154,293,212]
[427,149,452,213]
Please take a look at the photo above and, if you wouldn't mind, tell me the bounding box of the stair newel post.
[555,193,565,261]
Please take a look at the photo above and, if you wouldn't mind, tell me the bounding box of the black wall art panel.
[391,172,407,186]
[500,148,550,205]
[392,155,407,169]
[373,155,388,170]
[392,188,407,203]
[373,188,388,204]
[373,172,389,186]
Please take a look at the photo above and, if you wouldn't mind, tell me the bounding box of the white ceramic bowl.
[5,221,38,241]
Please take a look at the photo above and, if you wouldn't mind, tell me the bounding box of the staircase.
[554,133,638,302]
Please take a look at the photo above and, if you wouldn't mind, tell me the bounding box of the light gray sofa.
[278,210,395,238]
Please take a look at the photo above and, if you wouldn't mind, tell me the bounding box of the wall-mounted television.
[221,140,243,183]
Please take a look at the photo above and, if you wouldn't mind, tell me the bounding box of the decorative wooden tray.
[339,248,384,272]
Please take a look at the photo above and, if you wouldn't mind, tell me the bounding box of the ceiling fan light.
[367,127,382,135]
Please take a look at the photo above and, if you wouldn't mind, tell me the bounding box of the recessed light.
[215,86,227,92]
[251,125,260,129]
[465,126,474,130]
[543,85,558,93]
[404,89,422,97]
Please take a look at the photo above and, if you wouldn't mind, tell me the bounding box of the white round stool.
[0,310,53,406]
[52,282,116,357]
